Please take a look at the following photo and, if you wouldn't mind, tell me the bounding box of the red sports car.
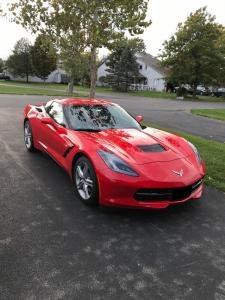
[24,98,205,209]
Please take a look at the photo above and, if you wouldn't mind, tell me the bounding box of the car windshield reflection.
[64,104,141,131]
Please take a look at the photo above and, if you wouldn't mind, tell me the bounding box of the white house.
[135,53,166,91]
[6,68,69,83]
[97,53,166,91]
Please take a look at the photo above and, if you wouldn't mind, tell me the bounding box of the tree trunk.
[125,72,129,92]
[90,46,97,98]
[193,83,198,99]
[68,76,74,95]
[26,73,29,83]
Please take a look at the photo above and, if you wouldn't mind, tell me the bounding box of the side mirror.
[41,117,67,134]
[41,117,55,126]
[135,115,144,123]
[57,126,67,134]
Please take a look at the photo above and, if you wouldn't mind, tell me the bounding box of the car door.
[39,101,69,164]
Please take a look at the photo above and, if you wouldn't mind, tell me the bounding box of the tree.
[6,38,33,83]
[98,76,108,86]
[214,27,225,87]
[77,53,91,87]
[160,7,225,98]
[105,40,140,92]
[109,37,146,53]
[61,50,91,93]
[9,0,150,97]
[32,34,57,83]
[0,58,4,73]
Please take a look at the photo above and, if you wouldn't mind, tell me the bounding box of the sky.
[0,0,225,60]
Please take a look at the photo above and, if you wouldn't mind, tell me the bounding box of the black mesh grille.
[134,179,203,202]
[137,144,166,152]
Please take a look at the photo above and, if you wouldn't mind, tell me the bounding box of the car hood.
[71,127,194,165]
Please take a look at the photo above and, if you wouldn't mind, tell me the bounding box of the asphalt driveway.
[96,92,225,143]
[0,94,225,299]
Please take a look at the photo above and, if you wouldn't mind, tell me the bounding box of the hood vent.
[137,144,166,153]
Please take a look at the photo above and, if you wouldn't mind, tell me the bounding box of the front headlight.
[188,141,202,163]
[98,150,139,177]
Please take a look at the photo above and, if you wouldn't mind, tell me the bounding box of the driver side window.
[46,101,64,125]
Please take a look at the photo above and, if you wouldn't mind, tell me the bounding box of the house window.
[139,65,142,70]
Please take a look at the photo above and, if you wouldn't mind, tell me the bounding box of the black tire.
[24,120,35,152]
[73,156,99,206]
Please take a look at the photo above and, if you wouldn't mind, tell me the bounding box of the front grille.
[134,178,203,202]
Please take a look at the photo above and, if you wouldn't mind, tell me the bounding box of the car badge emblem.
[172,169,183,176]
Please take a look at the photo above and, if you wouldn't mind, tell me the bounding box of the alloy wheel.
[24,121,32,149]
[75,161,94,200]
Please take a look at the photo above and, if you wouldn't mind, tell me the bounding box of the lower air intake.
[134,178,203,202]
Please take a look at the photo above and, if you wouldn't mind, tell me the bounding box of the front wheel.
[24,120,35,152]
[73,156,99,206]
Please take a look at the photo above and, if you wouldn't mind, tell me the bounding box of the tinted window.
[64,104,142,131]
[45,101,64,125]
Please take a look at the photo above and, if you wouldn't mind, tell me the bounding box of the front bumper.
[99,178,203,209]
[97,161,205,209]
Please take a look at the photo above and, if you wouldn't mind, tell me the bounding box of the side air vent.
[137,144,166,153]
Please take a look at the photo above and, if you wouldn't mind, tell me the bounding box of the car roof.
[55,98,113,106]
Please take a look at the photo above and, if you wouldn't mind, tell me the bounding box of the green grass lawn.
[130,90,177,99]
[0,81,111,96]
[133,90,225,101]
[0,85,67,96]
[0,81,89,97]
[191,109,225,122]
[1,81,225,102]
[150,124,225,193]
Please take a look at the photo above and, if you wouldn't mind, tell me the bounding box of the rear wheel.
[73,156,99,206]
[24,120,35,152]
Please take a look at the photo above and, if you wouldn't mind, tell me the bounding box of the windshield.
[64,104,142,131]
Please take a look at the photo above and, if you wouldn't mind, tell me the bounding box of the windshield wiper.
[74,128,102,132]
